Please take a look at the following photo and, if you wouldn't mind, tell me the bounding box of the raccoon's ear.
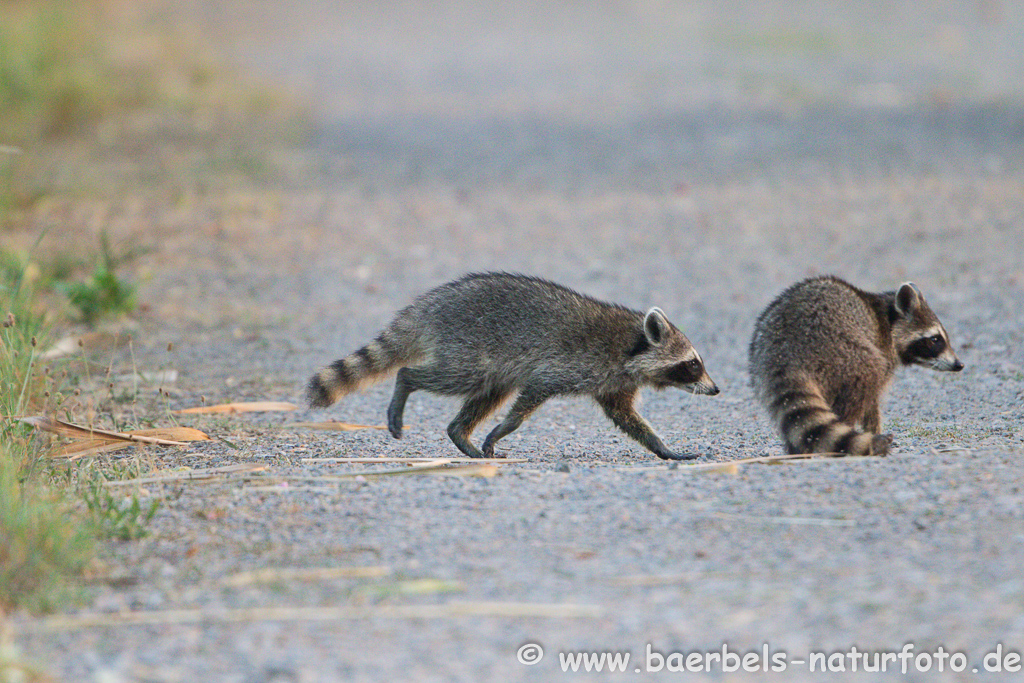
[895,282,921,317]
[643,307,670,345]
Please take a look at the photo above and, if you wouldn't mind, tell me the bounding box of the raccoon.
[307,272,719,460]
[749,275,963,456]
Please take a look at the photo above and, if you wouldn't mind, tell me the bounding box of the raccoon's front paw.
[656,449,700,461]
[870,433,894,456]
[387,417,403,439]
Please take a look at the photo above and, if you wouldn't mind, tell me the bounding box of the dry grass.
[0,311,94,613]
[0,0,298,614]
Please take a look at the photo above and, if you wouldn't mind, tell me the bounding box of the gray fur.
[308,272,719,460]
[753,274,958,456]
[749,275,963,456]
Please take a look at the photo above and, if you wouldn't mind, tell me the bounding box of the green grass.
[57,231,140,327]
[2,229,141,329]
[0,256,95,613]
[0,2,108,140]
[82,477,159,542]
[0,445,94,613]
[0,0,296,621]
[1,225,167,615]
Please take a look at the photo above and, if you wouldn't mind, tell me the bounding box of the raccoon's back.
[411,273,641,388]
[749,276,889,396]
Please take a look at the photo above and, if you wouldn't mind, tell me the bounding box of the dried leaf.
[173,401,298,414]
[21,416,207,446]
[130,426,211,442]
[695,462,739,475]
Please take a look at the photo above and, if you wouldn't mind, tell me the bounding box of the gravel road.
[13,1,1024,681]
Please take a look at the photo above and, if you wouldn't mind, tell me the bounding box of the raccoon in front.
[307,273,720,460]
[749,275,963,456]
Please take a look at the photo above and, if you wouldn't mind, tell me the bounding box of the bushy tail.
[307,322,420,408]
[770,383,886,456]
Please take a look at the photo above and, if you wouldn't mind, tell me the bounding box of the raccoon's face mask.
[664,356,720,395]
[893,283,964,372]
[638,309,720,395]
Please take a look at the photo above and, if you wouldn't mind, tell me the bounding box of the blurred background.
[4,0,1022,298]
[4,2,1024,679]
[232,0,1024,185]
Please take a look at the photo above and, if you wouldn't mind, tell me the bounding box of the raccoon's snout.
[684,377,720,396]
[929,353,963,372]
[700,378,724,395]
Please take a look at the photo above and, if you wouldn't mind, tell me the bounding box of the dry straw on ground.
[173,401,297,414]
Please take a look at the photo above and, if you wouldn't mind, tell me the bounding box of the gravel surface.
[13,1,1024,681]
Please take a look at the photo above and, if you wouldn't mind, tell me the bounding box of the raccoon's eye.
[908,334,946,359]
[664,358,702,383]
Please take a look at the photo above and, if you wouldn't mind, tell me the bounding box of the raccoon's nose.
[707,382,720,396]
[951,359,964,372]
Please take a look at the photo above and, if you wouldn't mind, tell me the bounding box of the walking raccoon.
[307,273,720,460]
[749,275,963,456]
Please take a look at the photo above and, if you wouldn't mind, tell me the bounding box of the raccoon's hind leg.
[861,403,894,454]
[387,368,417,439]
[388,366,456,438]
[447,388,512,458]
[480,388,551,457]
[862,402,883,434]
[596,390,697,461]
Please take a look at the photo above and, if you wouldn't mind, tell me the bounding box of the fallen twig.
[246,462,499,481]
[615,452,853,473]
[103,463,267,487]
[606,573,699,587]
[707,512,856,527]
[173,401,297,414]
[300,457,528,464]
[221,566,391,587]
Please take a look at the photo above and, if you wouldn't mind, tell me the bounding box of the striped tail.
[307,326,419,408]
[770,385,887,456]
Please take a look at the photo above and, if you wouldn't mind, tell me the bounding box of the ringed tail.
[307,327,418,407]
[772,385,880,456]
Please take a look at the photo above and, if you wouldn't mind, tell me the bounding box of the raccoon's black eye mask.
[908,334,946,359]
[664,358,703,384]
